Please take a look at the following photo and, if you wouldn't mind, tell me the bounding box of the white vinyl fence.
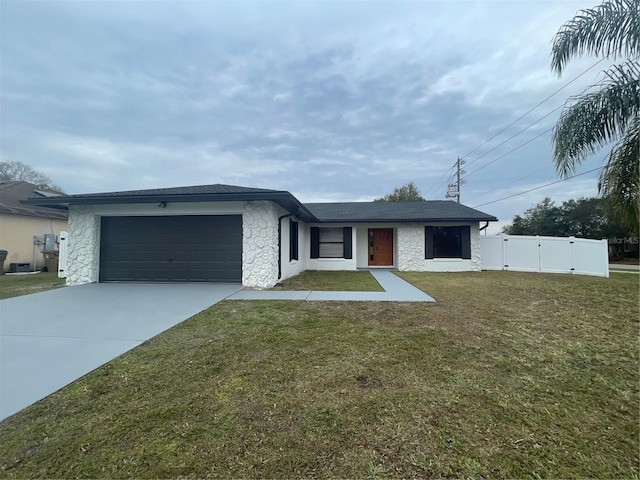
[480,234,609,278]
[58,231,68,278]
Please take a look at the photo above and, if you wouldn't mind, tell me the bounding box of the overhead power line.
[463,104,563,169]
[459,56,607,161]
[462,126,554,181]
[423,162,457,198]
[426,56,610,201]
[472,165,604,209]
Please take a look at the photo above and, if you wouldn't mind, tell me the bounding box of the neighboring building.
[24,184,497,287]
[0,181,68,272]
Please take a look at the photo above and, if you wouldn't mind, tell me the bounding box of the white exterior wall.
[356,226,369,268]
[66,201,283,288]
[397,222,481,272]
[66,205,100,285]
[242,201,281,288]
[279,218,307,282]
[65,198,485,287]
[90,201,245,217]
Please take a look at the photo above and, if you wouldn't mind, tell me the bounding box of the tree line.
[502,196,632,239]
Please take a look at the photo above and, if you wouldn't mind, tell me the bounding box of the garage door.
[99,215,242,283]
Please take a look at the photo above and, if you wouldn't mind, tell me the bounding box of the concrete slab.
[609,263,639,271]
[0,272,431,421]
[0,283,241,421]
[369,270,434,301]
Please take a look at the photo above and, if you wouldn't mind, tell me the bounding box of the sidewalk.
[228,269,435,302]
[609,263,640,274]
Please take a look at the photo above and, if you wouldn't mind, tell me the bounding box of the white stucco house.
[24,184,498,287]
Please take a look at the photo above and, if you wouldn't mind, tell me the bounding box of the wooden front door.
[368,228,394,266]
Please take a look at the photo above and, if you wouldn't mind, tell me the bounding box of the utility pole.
[446,157,466,203]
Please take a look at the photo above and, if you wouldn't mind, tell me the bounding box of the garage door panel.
[100,215,242,283]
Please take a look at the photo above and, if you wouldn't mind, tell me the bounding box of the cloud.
[0,0,608,228]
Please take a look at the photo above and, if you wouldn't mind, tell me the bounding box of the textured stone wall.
[397,222,481,272]
[397,224,426,271]
[242,201,280,288]
[66,205,100,285]
[470,223,481,271]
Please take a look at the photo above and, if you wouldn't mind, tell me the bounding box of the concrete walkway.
[229,269,435,302]
[0,283,242,421]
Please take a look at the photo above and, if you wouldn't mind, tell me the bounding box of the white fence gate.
[480,234,609,278]
[58,231,68,278]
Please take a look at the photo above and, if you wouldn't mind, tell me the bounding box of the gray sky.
[1,0,612,232]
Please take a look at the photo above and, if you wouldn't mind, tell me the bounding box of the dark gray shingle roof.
[23,183,497,223]
[303,201,497,222]
[0,181,68,220]
[60,183,282,198]
[22,183,317,221]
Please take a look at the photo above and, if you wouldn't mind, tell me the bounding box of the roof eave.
[0,210,69,220]
[311,217,499,223]
[22,192,320,222]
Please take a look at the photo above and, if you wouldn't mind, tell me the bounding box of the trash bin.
[42,250,59,273]
[0,249,7,275]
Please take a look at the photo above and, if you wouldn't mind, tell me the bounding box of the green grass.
[0,271,637,478]
[272,270,383,291]
[0,272,65,299]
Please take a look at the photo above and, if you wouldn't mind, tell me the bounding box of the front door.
[368,228,394,266]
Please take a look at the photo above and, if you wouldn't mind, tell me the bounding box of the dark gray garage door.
[100,215,242,283]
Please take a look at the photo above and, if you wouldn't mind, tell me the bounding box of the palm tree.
[551,0,639,234]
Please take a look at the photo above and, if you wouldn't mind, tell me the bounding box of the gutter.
[479,221,490,232]
[277,213,294,280]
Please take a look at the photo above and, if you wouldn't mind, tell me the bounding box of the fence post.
[503,234,508,270]
[58,231,68,278]
[569,236,575,275]
[602,239,610,278]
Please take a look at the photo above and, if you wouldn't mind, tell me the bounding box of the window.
[318,227,343,257]
[289,220,299,261]
[310,227,352,259]
[425,226,471,259]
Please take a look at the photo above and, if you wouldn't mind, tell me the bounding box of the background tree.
[551,0,639,235]
[502,196,629,239]
[0,161,63,192]
[374,182,425,202]
[503,198,564,236]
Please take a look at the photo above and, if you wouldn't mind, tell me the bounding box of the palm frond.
[553,60,640,175]
[551,0,640,75]
[598,116,640,234]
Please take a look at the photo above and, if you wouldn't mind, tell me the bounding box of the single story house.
[24,184,497,287]
[0,181,68,272]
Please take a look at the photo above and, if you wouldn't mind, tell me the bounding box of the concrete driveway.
[0,283,242,421]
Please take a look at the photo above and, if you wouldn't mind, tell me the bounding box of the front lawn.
[272,270,383,291]
[0,272,637,478]
[0,272,65,300]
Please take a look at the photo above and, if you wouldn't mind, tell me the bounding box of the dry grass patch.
[0,271,637,478]
[0,272,65,299]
